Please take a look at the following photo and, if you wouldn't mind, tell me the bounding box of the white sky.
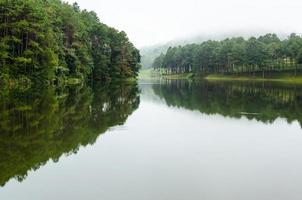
[65,0,302,47]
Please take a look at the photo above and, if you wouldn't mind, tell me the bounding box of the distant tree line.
[0,0,141,84]
[153,33,302,77]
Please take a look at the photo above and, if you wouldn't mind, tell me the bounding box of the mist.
[65,0,302,47]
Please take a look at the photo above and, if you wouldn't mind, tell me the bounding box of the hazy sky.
[66,0,302,47]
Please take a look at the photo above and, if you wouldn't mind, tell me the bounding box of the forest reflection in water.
[0,82,140,187]
[152,79,302,127]
[1,78,302,194]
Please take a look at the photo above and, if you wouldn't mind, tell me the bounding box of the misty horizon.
[66,0,302,47]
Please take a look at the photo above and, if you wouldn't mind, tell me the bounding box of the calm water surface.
[1,80,302,200]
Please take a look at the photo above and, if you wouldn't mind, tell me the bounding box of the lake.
[1,80,302,200]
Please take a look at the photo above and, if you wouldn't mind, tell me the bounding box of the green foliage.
[0,0,140,84]
[153,34,302,77]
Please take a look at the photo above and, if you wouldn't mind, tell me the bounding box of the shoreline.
[204,74,302,84]
[145,70,302,84]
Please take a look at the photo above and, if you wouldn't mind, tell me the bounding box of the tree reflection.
[153,80,302,126]
[0,82,140,186]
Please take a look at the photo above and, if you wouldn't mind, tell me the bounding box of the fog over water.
[66,0,302,47]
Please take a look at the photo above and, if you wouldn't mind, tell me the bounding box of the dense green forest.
[153,79,302,126]
[0,0,141,86]
[152,34,302,77]
[0,82,140,186]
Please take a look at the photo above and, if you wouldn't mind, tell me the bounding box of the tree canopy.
[0,0,141,84]
[153,34,302,77]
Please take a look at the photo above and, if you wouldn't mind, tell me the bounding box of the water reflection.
[0,82,140,186]
[153,80,302,126]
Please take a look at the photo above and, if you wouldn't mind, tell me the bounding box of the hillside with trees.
[152,33,302,78]
[0,0,141,85]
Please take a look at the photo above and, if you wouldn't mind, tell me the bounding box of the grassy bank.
[139,69,302,84]
[139,69,194,80]
[161,73,194,80]
[205,74,302,84]
[138,69,161,80]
